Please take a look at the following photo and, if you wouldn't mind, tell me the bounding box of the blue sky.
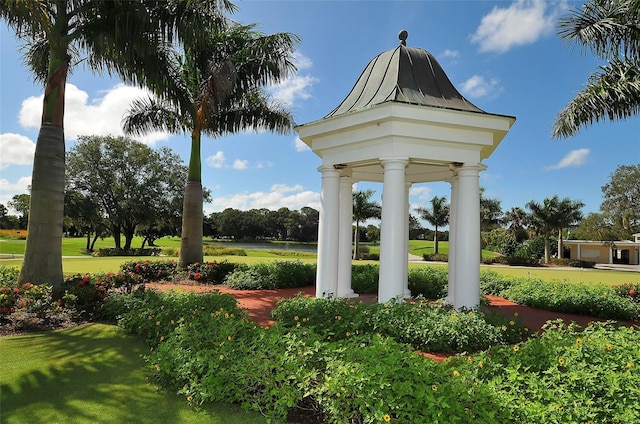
[1,0,638,227]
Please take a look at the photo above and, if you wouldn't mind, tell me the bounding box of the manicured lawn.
[0,323,270,424]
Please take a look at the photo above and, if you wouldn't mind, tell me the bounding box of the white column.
[316,165,340,298]
[378,157,409,303]
[337,175,357,298]
[453,163,483,309]
[403,182,412,298]
[446,172,459,305]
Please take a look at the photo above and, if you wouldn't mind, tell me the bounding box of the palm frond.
[557,0,640,60]
[202,87,295,137]
[122,96,192,136]
[552,57,640,138]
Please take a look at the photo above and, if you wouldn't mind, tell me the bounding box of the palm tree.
[1,0,233,292]
[553,0,640,138]
[352,189,381,259]
[504,206,529,242]
[415,196,449,254]
[123,23,298,268]
[525,195,583,263]
[556,198,585,258]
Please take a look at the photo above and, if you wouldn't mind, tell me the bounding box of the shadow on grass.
[0,323,267,424]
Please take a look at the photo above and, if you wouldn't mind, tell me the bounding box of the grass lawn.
[0,323,270,424]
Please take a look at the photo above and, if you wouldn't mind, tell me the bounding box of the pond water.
[205,241,317,253]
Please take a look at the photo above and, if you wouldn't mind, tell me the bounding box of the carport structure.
[296,31,515,308]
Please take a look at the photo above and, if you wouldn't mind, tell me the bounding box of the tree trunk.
[178,181,204,268]
[434,225,439,254]
[353,222,359,260]
[557,228,563,259]
[18,124,65,292]
[112,226,122,249]
[544,236,551,264]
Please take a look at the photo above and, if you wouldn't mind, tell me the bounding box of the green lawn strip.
[0,323,270,424]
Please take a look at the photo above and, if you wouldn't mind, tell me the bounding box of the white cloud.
[409,185,433,201]
[0,176,32,207]
[441,49,460,60]
[232,159,248,170]
[471,0,557,53]
[0,133,35,168]
[269,52,318,107]
[256,161,273,169]
[294,136,310,152]
[459,75,502,99]
[206,151,226,169]
[544,148,590,170]
[206,183,319,212]
[18,83,170,145]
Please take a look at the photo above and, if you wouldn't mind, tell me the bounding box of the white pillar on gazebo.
[378,157,409,303]
[453,163,483,309]
[316,165,340,298]
[337,175,357,297]
[403,182,412,298]
[446,172,459,305]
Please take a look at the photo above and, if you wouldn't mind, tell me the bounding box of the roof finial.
[398,30,408,46]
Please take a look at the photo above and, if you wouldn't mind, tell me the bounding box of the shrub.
[502,280,639,320]
[272,295,526,353]
[202,245,247,256]
[225,261,315,290]
[612,282,640,304]
[185,260,238,284]
[479,270,522,296]
[92,247,161,257]
[351,264,379,294]
[408,266,448,299]
[422,253,448,262]
[120,260,177,282]
[549,258,596,268]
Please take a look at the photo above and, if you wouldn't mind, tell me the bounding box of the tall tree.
[480,187,503,232]
[503,206,529,242]
[600,163,640,238]
[0,0,233,291]
[526,195,582,263]
[8,193,30,229]
[553,0,640,138]
[415,195,449,254]
[66,135,188,250]
[556,198,585,258]
[352,189,381,259]
[123,23,298,268]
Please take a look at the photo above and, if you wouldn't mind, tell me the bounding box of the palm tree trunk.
[544,236,551,264]
[18,124,65,293]
[353,222,359,260]
[178,129,204,269]
[178,182,204,268]
[557,228,564,259]
[434,225,439,254]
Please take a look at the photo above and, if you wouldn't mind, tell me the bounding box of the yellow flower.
[576,338,583,346]
[513,345,520,352]
[453,370,461,377]
[160,336,165,342]
[227,335,232,341]
[513,312,519,317]
[587,421,595,424]
[432,385,438,391]
[383,414,391,422]
[187,396,193,402]
[478,361,484,368]
[155,364,161,371]
[501,326,507,331]
[296,322,301,328]
[607,343,613,351]
[627,362,633,369]
[509,320,515,326]
[156,321,161,326]
[219,354,224,360]
[294,316,299,321]
[558,358,565,365]
[346,332,351,337]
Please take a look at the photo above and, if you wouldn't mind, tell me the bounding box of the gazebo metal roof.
[326,30,485,118]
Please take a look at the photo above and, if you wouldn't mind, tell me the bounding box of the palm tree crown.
[553,0,640,138]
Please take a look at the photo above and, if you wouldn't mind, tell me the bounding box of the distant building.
[564,233,640,265]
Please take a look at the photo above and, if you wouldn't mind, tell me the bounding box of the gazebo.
[295,31,515,309]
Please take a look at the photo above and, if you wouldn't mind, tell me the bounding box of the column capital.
[456,162,488,175]
[380,157,409,169]
[318,164,342,176]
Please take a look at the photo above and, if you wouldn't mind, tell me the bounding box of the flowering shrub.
[612,282,640,304]
[120,260,177,282]
[186,260,237,284]
[271,295,525,352]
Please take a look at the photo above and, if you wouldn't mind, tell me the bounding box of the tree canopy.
[66,135,189,250]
